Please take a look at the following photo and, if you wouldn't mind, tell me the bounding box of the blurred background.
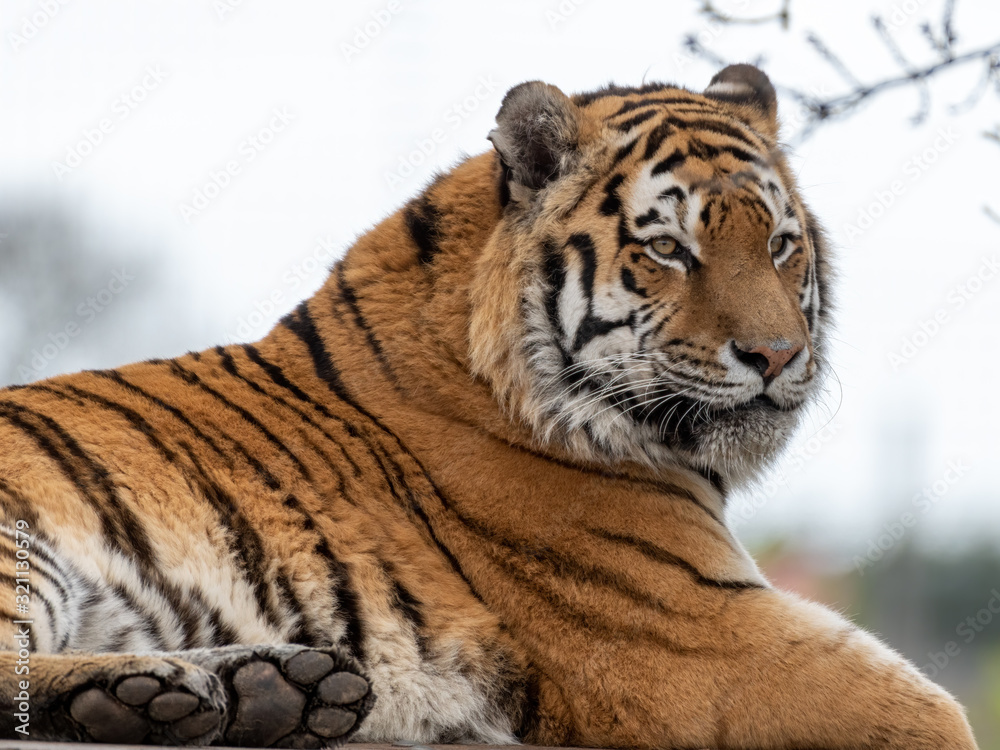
[2,0,999,743]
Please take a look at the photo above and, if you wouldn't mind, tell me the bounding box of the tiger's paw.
[196,644,374,748]
[65,662,226,745]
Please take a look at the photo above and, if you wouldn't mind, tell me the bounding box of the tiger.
[0,63,978,749]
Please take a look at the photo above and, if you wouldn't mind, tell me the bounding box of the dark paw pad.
[227,661,307,746]
[70,688,150,744]
[222,646,373,748]
[68,672,224,746]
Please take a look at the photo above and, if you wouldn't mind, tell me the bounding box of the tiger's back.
[0,65,979,749]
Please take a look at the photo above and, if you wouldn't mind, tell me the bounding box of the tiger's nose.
[732,341,804,383]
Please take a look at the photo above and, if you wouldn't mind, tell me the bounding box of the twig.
[698,0,791,30]
[872,16,931,124]
[942,0,958,54]
[987,126,1000,224]
[806,32,864,89]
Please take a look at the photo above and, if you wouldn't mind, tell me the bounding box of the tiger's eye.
[769,235,785,256]
[650,237,679,257]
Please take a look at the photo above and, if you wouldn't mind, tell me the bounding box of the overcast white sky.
[2,0,998,555]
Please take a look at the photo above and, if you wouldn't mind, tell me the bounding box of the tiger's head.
[469,65,831,489]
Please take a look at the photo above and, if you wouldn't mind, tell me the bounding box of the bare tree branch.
[683,0,1000,141]
[697,0,791,30]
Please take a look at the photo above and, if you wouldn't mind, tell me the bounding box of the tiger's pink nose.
[733,341,804,382]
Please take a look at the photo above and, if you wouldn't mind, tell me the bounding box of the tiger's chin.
[663,394,807,490]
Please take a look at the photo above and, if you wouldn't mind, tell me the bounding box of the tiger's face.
[481,66,830,488]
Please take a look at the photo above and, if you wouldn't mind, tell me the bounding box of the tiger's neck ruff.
[312,65,829,502]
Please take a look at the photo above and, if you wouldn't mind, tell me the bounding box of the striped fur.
[0,66,978,748]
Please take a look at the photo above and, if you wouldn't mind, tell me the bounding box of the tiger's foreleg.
[0,649,228,744]
[0,525,373,746]
[532,585,977,749]
[700,589,977,750]
[0,643,373,746]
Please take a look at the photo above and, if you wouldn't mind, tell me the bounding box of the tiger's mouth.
[734,393,796,413]
[632,388,804,448]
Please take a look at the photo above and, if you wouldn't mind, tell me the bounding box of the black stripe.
[206,604,241,646]
[659,186,686,203]
[718,144,763,164]
[610,138,638,166]
[106,578,171,649]
[572,82,674,107]
[438,504,718,619]
[213,346,349,491]
[613,109,657,132]
[651,149,686,176]
[611,95,711,115]
[168,360,312,483]
[384,564,430,658]
[572,313,634,352]
[541,240,567,338]
[599,174,625,216]
[175,441,304,637]
[663,116,762,149]
[241,345,363,477]
[281,494,366,658]
[56,383,181,465]
[635,207,660,228]
[0,402,155,563]
[92,371,231,467]
[404,193,444,265]
[492,433,724,525]
[621,267,648,298]
[94,369,281,490]
[427,490,711,653]
[496,155,512,208]
[335,265,398,386]
[567,233,597,299]
[700,200,713,227]
[588,527,764,590]
[642,119,675,160]
[0,477,38,528]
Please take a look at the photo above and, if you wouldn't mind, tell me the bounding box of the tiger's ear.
[488,81,581,201]
[703,64,778,140]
